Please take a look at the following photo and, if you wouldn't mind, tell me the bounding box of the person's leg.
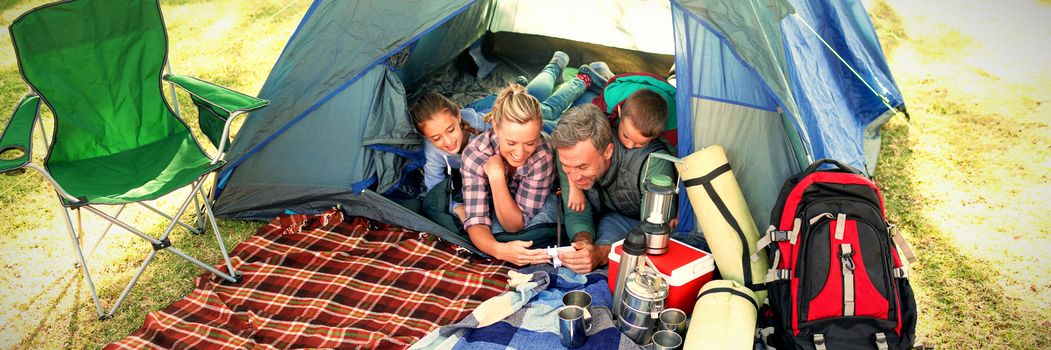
[573,61,613,106]
[523,193,560,229]
[572,89,599,107]
[542,120,557,134]
[490,212,506,235]
[671,229,710,252]
[594,212,641,246]
[525,51,569,101]
[465,93,497,113]
[491,193,559,234]
[577,62,611,95]
[539,77,586,122]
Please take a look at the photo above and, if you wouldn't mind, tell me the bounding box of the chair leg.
[107,250,159,318]
[81,180,240,301]
[193,182,206,234]
[89,204,126,256]
[84,205,242,284]
[59,204,106,319]
[198,186,239,279]
[65,179,241,318]
[138,201,201,234]
[76,208,83,247]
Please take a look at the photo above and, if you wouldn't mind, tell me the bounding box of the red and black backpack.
[760,159,917,349]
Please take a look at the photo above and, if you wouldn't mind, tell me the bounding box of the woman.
[459,84,558,266]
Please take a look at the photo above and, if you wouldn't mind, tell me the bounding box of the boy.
[593,72,677,150]
[564,72,677,212]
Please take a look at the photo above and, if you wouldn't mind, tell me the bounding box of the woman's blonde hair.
[484,84,542,127]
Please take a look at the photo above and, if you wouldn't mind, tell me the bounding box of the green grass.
[0,0,1047,349]
[0,1,310,348]
[870,0,1051,348]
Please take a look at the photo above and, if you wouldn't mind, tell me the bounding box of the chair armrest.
[164,74,269,150]
[165,74,269,113]
[0,95,41,174]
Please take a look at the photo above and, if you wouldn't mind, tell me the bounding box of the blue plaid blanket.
[412,265,643,349]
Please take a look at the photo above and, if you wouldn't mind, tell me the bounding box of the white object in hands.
[546,246,575,268]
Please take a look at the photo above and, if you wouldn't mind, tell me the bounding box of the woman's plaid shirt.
[460,129,554,229]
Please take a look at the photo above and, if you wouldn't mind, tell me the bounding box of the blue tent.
[671,0,903,233]
[213,0,903,248]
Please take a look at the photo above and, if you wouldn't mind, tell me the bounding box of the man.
[551,104,676,273]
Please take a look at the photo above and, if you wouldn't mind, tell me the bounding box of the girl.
[409,91,487,223]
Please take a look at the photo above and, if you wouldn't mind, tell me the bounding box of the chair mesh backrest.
[9,0,188,165]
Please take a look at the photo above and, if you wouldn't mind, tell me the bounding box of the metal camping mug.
[558,305,592,348]
[649,330,683,350]
[562,290,593,329]
[658,308,688,336]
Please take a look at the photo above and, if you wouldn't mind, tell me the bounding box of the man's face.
[558,140,613,190]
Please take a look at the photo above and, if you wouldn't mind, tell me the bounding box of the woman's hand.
[483,153,506,181]
[494,240,550,266]
[453,204,467,223]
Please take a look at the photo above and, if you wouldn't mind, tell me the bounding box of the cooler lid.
[609,238,715,286]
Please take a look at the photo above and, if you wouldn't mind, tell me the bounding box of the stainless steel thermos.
[612,227,647,322]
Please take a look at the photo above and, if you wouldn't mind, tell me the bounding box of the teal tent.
[213,0,903,250]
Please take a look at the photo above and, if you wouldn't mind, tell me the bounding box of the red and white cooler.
[608,238,716,314]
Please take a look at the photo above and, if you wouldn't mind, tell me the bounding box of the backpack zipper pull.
[809,212,834,225]
[840,244,856,316]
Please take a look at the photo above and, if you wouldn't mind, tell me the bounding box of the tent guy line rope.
[792,13,901,117]
[267,0,304,22]
[746,0,814,164]
[750,0,798,113]
[0,174,31,199]
[792,13,975,187]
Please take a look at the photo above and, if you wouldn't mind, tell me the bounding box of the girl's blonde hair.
[484,84,542,127]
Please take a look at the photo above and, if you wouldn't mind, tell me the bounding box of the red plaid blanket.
[107,209,511,349]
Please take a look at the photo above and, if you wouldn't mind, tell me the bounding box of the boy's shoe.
[549,51,570,71]
[589,61,615,80]
[577,63,609,94]
[513,75,529,86]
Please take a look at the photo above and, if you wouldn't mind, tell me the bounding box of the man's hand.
[494,240,550,266]
[558,233,610,273]
[483,153,506,181]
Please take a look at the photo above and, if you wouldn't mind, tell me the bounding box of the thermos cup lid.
[624,227,647,255]
[649,174,673,188]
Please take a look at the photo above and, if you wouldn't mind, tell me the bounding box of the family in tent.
[0,0,922,347]
[408,51,684,271]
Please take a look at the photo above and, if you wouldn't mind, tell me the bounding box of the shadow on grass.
[875,119,1050,349]
[17,274,77,348]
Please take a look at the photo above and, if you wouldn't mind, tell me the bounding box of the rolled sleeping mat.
[684,280,759,350]
[676,144,768,301]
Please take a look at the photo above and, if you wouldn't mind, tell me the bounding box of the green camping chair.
[0,0,268,319]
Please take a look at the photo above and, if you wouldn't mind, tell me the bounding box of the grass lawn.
[0,0,1047,349]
